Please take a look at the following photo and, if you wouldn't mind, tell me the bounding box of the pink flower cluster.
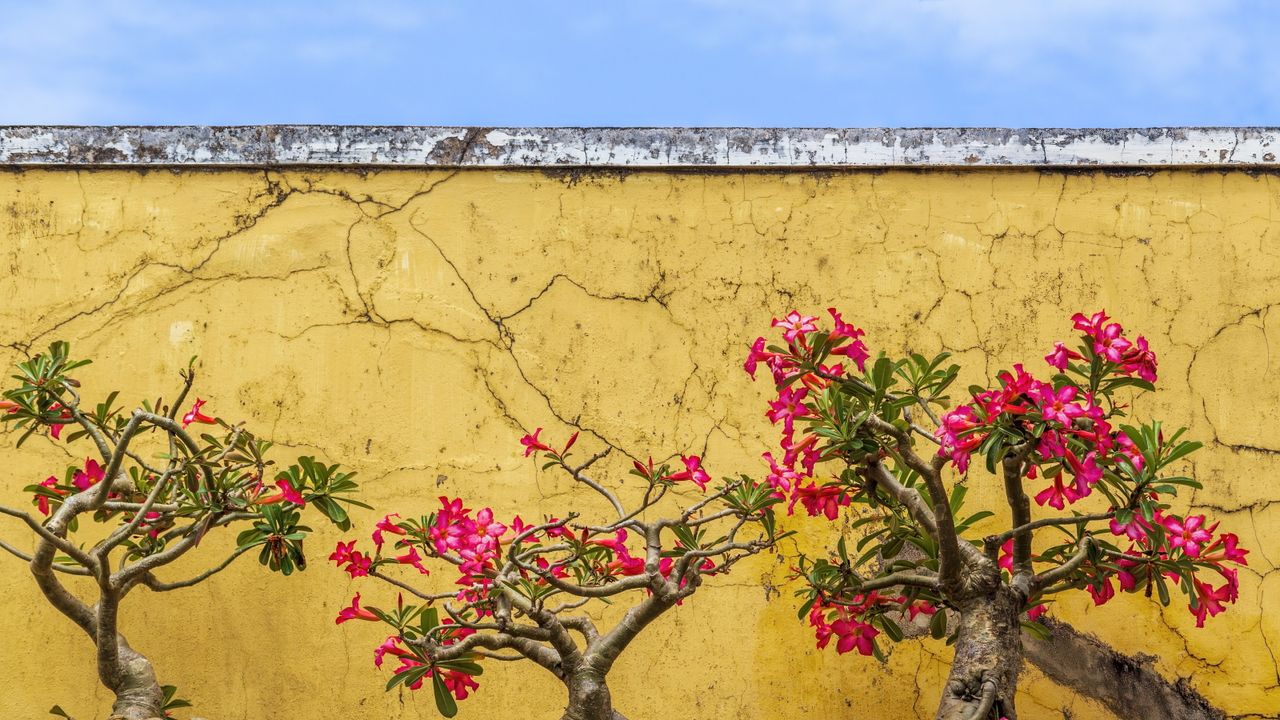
[746,309,863,520]
[1062,311,1158,382]
[807,594,935,657]
[934,313,1154,510]
[746,309,869,384]
[32,457,108,516]
[1099,508,1248,626]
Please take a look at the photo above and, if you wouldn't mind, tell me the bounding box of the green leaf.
[432,672,459,718]
[929,608,948,639]
[437,659,484,676]
[1021,620,1051,641]
[421,606,441,634]
[1154,573,1171,606]
[386,664,431,692]
[796,594,817,622]
[878,615,904,642]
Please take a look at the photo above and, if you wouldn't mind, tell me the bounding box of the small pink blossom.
[665,454,711,490]
[1034,476,1081,510]
[335,593,378,624]
[827,308,870,372]
[372,513,404,551]
[788,482,849,520]
[181,398,217,429]
[394,546,430,575]
[34,475,62,516]
[1045,342,1083,371]
[1072,310,1110,336]
[1121,335,1158,382]
[1093,323,1132,363]
[520,428,552,457]
[1163,514,1215,558]
[772,311,819,345]
[766,386,812,439]
[1032,383,1083,427]
[72,458,104,492]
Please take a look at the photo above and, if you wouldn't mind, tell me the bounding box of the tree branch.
[138,544,254,592]
[1033,536,1094,591]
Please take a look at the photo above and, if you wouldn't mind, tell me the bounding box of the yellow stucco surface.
[0,168,1277,719]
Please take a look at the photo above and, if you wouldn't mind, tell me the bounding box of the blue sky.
[2,0,1277,126]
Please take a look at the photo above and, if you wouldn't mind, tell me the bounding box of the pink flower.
[1032,383,1083,427]
[766,386,812,439]
[441,669,480,700]
[745,337,798,384]
[372,514,405,551]
[1088,576,1115,606]
[744,337,771,380]
[782,433,821,476]
[34,475,62,516]
[1202,533,1249,565]
[905,600,937,621]
[827,308,870,372]
[1109,515,1151,542]
[665,454,711,490]
[395,546,430,575]
[47,404,72,440]
[1034,476,1081,510]
[181,398,217,429]
[1026,604,1048,622]
[1114,432,1145,473]
[936,406,983,473]
[1093,323,1132,363]
[1189,578,1232,627]
[561,431,579,456]
[259,478,306,506]
[830,618,879,656]
[1120,336,1158,382]
[1045,342,1083,371]
[762,452,803,497]
[535,556,569,579]
[520,428,552,457]
[1072,310,1110,337]
[1163,514,1215,558]
[329,541,357,565]
[788,482,849,521]
[346,553,372,578]
[772,311,818,345]
[72,458,105,492]
[335,593,378,624]
[374,635,411,668]
[591,529,631,555]
[998,539,1014,572]
[1066,451,1102,500]
[474,508,507,539]
[330,543,372,578]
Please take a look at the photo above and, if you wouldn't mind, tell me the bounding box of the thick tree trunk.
[560,670,627,720]
[105,638,165,720]
[1023,617,1225,720]
[935,586,1022,720]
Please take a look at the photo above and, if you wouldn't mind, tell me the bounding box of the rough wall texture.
[0,167,1276,719]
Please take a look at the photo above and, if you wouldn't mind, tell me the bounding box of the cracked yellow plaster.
[0,167,1276,719]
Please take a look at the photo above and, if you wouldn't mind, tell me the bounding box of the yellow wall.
[0,168,1276,719]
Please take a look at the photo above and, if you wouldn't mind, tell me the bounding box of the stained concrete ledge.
[1,126,1278,168]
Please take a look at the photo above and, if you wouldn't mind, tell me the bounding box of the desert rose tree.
[332,432,788,720]
[746,310,1248,720]
[0,343,365,720]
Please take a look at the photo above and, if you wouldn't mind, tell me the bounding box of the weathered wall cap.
[1,126,1277,168]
